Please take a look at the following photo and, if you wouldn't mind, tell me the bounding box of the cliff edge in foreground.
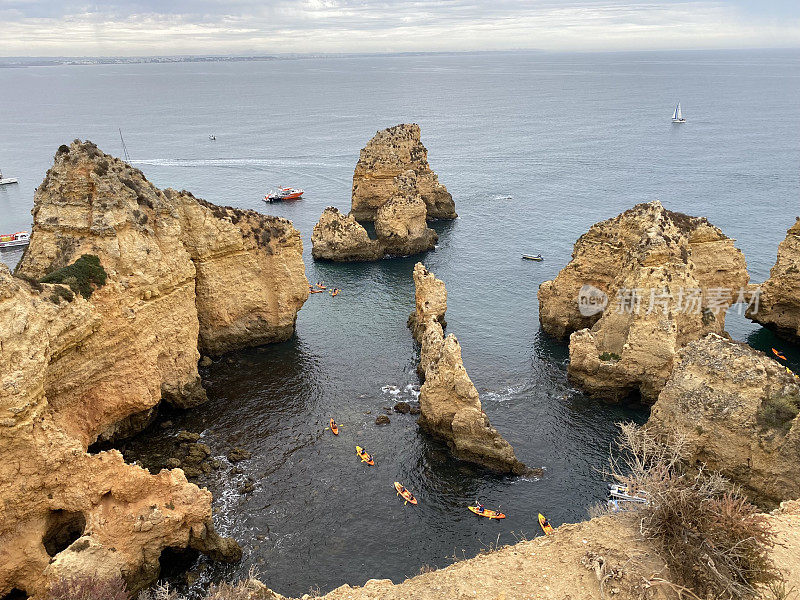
[648,334,800,508]
[239,499,800,600]
[408,263,527,474]
[1,140,310,598]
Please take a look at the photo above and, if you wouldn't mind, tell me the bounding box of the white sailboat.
[672,101,686,123]
[0,169,19,185]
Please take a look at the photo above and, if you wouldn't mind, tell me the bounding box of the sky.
[1,0,799,57]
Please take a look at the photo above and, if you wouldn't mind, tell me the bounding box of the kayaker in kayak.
[541,515,551,529]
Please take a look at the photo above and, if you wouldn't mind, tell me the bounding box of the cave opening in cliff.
[1,588,28,600]
[42,509,86,556]
[158,546,200,579]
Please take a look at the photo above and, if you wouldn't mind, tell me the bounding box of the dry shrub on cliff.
[47,575,127,600]
[610,423,780,599]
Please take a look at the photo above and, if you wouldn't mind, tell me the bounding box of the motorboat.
[0,231,30,249]
[0,170,19,186]
[609,483,649,504]
[522,253,543,261]
[265,187,304,202]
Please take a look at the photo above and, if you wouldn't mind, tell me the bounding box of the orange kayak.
[773,348,787,360]
[539,513,554,535]
[330,418,339,435]
[356,445,374,466]
[394,482,417,505]
[468,505,505,519]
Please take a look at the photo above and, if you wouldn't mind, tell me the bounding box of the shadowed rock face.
[351,124,456,222]
[408,263,527,475]
[538,201,748,402]
[0,139,313,597]
[747,218,800,342]
[648,334,800,509]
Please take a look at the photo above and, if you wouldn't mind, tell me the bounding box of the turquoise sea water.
[1,50,799,596]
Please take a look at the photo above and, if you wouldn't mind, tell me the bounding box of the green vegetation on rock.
[40,254,107,299]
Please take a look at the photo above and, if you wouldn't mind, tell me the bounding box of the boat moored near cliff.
[0,231,29,249]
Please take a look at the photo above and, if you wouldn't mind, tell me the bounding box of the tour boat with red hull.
[265,187,304,202]
[0,231,30,249]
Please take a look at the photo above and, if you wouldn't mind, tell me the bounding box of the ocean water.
[1,50,799,596]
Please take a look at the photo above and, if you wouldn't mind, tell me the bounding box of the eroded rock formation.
[351,124,456,222]
[409,263,526,474]
[648,334,800,508]
[374,171,438,256]
[747,217,800,342]
[0,139,310,597]
[539,201,748,402]
[311,207,382,262]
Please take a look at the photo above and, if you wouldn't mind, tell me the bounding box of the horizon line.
[3,46,800,62]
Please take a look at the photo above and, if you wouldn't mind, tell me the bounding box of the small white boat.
[209,134,216,141]
[522,253,543,261]
[671,102,686,123]
[0,231,30,249]
[609,483,649,504]
[0,170,19,186]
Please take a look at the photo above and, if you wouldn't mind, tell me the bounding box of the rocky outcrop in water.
[374,171,438,256]
[0,139,312,597]
[538,201,748,402]
[312,174,437,262]
[311,207,383,261]
[747,217,800,342]
[648,334,800,508]
[350,124,456,222]
[409,263,526,474]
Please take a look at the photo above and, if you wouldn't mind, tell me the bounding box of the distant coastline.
[0,49,546,68]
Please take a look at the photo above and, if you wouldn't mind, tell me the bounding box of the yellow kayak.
[539,513,554,535]
[394,482,417,505]
[468,505,505,519]
[356,445,374,466]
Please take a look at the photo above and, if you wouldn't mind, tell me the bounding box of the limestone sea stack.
[409,263,527,474]
[648,334,800,508]
[374,170,438,256]
[311,172,438,261]
[747,217,800,342]
[538,201,748,402]
[0,139,311,597]
[311,207,383,261]
[351,123,456,222]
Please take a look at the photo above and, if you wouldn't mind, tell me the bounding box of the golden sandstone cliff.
[408,263,527,474]
[538,201,748,402]
[648,334,800,509]
[0,140,308,598]
[747,217,800,342]
[311,125,451,262]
